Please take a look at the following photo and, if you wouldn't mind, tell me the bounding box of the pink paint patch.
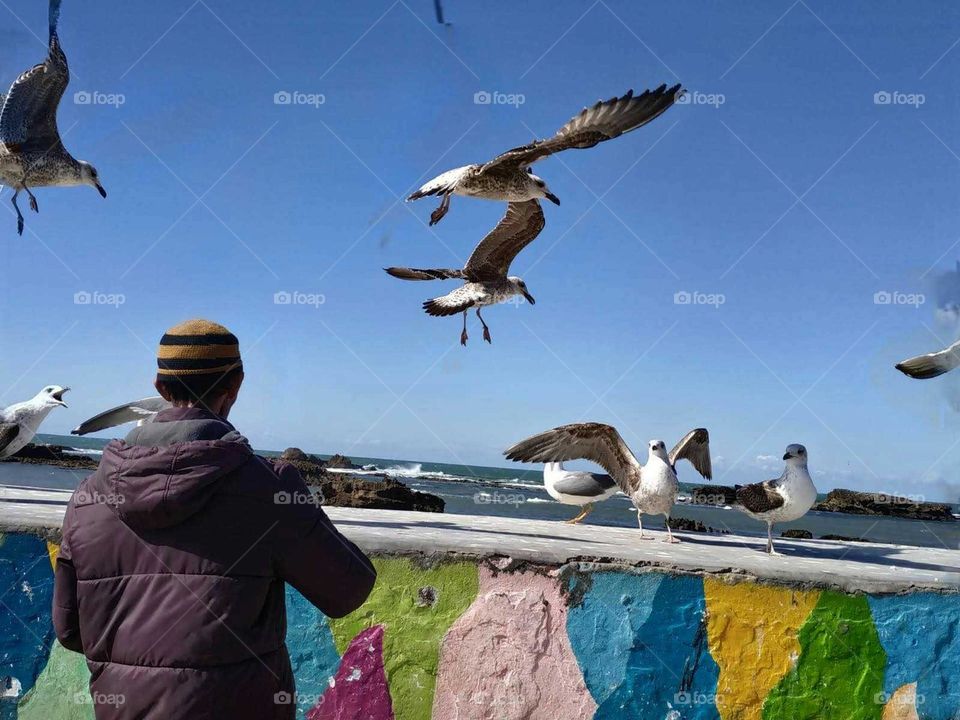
[432,565,596,720]
[307,625,394,720]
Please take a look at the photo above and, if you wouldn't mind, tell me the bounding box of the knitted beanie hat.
[156,319,242,380]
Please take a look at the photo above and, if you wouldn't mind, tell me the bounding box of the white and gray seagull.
[407,84,683,225]
[896,339,960,379]
[0,385,69,458]
[542,461,619,524]
[71,396,170,436]
[505,423,712,542]
[385,199,543,345]
[735,444,817,555]
[0,0,106,236]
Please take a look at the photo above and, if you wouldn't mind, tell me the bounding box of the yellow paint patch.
[46,542,59,571]
[704,578,820,720]
[882,683,918,720]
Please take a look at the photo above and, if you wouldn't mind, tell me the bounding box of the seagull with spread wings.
[0,385,68,458]
[407,84,683,225]
[896,339,960,379]
[71,396,170,436]
[385,199,543,345]
[0,0,106,235]
[505,422,712,542]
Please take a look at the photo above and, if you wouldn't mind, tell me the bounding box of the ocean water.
[0,434,957,551]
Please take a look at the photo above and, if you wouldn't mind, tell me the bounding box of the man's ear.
[225,370,244,401]
[154,378,173,401]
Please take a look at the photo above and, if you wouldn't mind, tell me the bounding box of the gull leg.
[766,522,779,555]
[477,308,491,344]
[429,193,451,226]
[637,512,655,540]
[460,310,468,346]
[664,515,681,543]
[11,191,23,235]
[565,503,593,524]
[25,186,38,213]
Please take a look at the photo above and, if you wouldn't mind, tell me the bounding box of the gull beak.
[545,192,560,206]
[95,182,107,198]
[523,291,536,305]
[52,387,69,407]
[782,452,791,460]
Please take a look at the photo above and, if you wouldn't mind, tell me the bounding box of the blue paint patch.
[0,534,56,700]
[868,593,960,720]
[285,585,342,719]
[566,570,720,720]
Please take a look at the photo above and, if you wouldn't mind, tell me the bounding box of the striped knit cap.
[156,319,242,379]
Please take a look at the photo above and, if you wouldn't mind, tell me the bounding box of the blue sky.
[1,0,959,500]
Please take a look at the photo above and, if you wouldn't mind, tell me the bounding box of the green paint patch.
[18,641,92,720]
[328,557,479,720]
[763,591,885,720]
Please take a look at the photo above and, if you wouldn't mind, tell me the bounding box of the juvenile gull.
[735,444,817,555]
[0,385,68,458]
[896,339,960,379]
[71,396,170,436]
[542,461,618,524]
[0,0,106,235]
[505,423,711,542]
[385,199,542,345]
[408,84,682,225]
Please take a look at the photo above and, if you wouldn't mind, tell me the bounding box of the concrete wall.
[1,532,958,719]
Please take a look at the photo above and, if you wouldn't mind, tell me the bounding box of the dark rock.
[280,447,310,461]
[5,444,98,470]
[820,534,873,543]
[814,488,955,522]
[781,528,813,539]
[690,485,738,506]
[323,453,360,470]
[667,517,729,534]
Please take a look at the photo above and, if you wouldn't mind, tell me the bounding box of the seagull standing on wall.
[735,444,817,555]
[407,84,683,225]
[385,199,542,345]
[0,386,69,458]
[505,423,712,542]
[0,0,106,235]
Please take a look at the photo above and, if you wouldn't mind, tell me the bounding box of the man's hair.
[156,367,243,406]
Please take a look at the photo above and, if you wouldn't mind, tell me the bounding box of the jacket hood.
[84,407,254,530]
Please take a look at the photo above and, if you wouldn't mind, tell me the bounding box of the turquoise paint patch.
[0,534,56,701]
[869,593,960,720]
[566,570,720,719]
[286,586,342,719]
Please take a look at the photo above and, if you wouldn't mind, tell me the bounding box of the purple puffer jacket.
[52,407,376,719]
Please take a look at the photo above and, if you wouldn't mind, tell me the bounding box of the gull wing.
[0,423,20,456]
[464,200,545,281]
[71,396,170,436]
[551,471,617,497]
[505,422,640,494]
[896,339,960,379]
[481,84,682,172]
[736,479,785,514]
[0,0,69,150]
[669,428,712,480]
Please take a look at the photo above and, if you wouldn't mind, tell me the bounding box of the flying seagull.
[71,396,170,436]
[505,423,711,542]
[407,83,682,225]
[735,444,817,555]
[542,461,618,524]
[0,0,106,235]
[385,199,542,345]
[896,339,960,379]
[0,385,68,458]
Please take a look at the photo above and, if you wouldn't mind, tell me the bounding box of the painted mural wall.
[0,531,958,719]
